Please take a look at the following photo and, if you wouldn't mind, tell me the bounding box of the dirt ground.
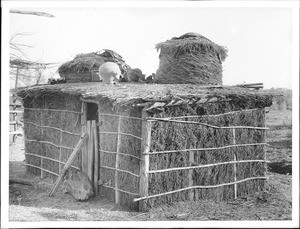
[8,108,293,221]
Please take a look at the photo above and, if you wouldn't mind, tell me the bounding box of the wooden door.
[81,102,99,195]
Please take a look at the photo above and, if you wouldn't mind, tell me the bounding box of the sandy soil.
[8,109,293,221]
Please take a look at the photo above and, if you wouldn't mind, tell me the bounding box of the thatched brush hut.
[58,49,131,83]
[155,32,228,85]
[17,83,272,211]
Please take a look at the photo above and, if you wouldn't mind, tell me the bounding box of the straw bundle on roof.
[155,32,228,85]
[58,49,131,83]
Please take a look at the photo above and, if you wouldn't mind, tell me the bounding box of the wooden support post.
[81,102,87,174]
[263,108,267,178]
[40,110,44,179]
[115,116,122,204]
[49,133,88,197]
[139,111,152,211]
[232,128,237,199]
[59,131,63,173]
[188,150,194,201]
[93,120,99,196]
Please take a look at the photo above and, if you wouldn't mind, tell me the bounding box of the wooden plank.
[93,120,99,196]
[87,121,93,183]
[49,133,88,197]
[232,129,237,199]
[115,116,122,204]
[87,121,94,184]
[139,111,152,211]
[81,102,87,175]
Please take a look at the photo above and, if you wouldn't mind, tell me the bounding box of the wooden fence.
[9,102,24,141]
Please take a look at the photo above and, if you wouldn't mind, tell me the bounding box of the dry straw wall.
[23,93,82,180]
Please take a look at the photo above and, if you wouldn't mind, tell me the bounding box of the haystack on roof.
[155,32,228,85]
[58,49,131,83]
[17,83,272,112]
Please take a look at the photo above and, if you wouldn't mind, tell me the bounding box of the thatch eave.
[16,82,273,111]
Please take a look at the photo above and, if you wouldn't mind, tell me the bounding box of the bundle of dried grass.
[58,49,131,83]
[155,32,228,85]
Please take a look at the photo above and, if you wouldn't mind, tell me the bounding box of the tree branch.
[10,10,55,18]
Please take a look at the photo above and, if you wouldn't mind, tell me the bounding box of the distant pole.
[12,67,19,142]
[14,67,19,90]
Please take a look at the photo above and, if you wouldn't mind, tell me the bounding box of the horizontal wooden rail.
[133,176,268,202]
[9,131,23,135]
[156,108,262,120]
[147,118,269,130]
[99,165,140,178]
[98,113,143,121]
[25,153,80,170]
[9,110,23,114]
[99,149,143,161]
[24,121,81,136]
[25,138,74,151]
[145,143,269,155]
[10,103,22,107]
[99,131,143,140]
[10,121,23,125]
[101,184,139,196]
[24,108,82,115]
[148,159,269,174]
[24,164,59,176]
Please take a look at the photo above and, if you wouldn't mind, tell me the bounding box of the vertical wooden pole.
[115,116,122,204]
[12,67,19,143]
[263,108,267,178]
[40,109,44,179]
[97,103,102,196]
[139,111,151,211]
[59,132,63,173]
[186,132,194,201]
[81,102,87,174]
[93,120,99,196]
[188,150,194,200]
[59,112,63,173]
[232,128,237,199]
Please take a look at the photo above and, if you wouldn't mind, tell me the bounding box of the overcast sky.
[8,2,296,88]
